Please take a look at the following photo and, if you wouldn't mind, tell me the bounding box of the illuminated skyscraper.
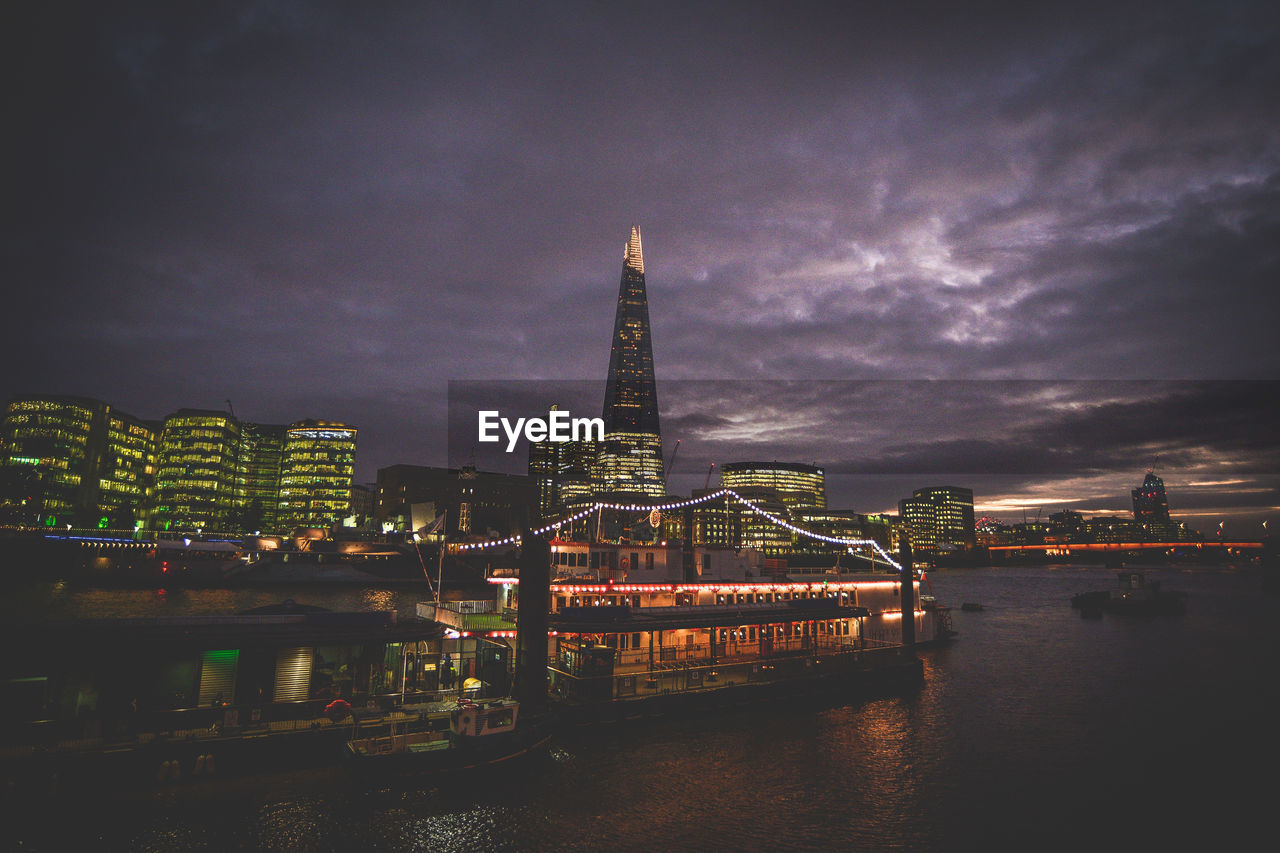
[1131,471,1170,523]
[594,226,665,501]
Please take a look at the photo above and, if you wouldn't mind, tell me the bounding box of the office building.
[149,410,242,531]
[720,461,827,510]
[277,420,358,530]
[898,486,976,553]
[0,395,156,528]
[593,226,666,502]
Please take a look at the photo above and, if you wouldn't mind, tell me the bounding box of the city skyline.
[5,1,1277,533]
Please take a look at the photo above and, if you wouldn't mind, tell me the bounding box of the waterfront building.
[98,409,159,529]
[0,395,157,529]
[238,421,287,533]
[148,410,242,532]
[686,488,742,548]
[348,483,376,525]
[593,226,666,502]
[898,486,976,553]
[1132,471,1171,523]
[1047,510,1085,541]
[720,461,827,510]
[527,406,598,521]
[277,421,358,531]
[376,464,534,538]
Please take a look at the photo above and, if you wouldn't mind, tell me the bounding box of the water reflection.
[7,566,1272,850]
[362,588,397,612]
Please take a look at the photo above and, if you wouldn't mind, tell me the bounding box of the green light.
[202,649,240,663]
[45,516,56,527]
[98,517,109,529]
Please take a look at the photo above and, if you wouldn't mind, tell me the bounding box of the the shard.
[594,226,666,501]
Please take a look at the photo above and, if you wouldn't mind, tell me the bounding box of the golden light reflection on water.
[362,588,397,611]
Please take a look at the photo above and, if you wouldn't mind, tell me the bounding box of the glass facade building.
[720,462,827,510]
[0,395,157,529]
[99,409,158,528]
[277,420,358,530]
[594,226,666,502]
[240,422,287,533]
[898,486,976,553]
[1131,471,1171,523]
[148,410,242,532]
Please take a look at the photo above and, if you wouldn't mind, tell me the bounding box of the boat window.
[645,553,654,571]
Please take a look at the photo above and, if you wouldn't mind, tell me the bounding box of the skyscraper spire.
[595,225,665,501]
[624,225,644,274]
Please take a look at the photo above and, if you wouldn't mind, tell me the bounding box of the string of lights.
[452,488,902,569]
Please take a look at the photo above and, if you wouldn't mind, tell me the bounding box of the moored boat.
[1071,571,1186,616]
[344,698,552,774]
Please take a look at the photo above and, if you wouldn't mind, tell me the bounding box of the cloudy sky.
[5,1,1277,532]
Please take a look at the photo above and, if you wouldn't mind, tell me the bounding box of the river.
[7,563,1276,851]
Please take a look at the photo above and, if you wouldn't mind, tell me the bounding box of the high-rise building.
[0,395,156,528]
[277,420,357,530]
[898,486,976,553]
[100,409,158,529]
[528,404,598,521]
[721,462,827,510]
[1131,471,1170,523]
[239,422,287,533]
[149,410,242,531]
[593,226,665,502]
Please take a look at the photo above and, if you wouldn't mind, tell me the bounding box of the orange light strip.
[988,541,1263,551]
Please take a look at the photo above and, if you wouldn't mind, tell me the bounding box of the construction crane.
[664,439,681,481]
[704,462,716,490]
[225,399,236,419]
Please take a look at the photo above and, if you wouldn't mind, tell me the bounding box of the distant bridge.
[988,541,1264,555]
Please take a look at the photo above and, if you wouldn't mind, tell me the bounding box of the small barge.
[1071,572,1186,616]
[345,698,551,775]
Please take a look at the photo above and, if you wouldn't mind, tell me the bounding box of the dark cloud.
[3,1,1277,526]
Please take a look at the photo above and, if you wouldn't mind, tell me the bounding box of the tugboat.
[1071,572,1186,616]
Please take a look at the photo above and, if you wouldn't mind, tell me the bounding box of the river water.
[8,564,1276,851]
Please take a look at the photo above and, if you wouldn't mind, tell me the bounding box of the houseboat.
[431,540,948,716]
